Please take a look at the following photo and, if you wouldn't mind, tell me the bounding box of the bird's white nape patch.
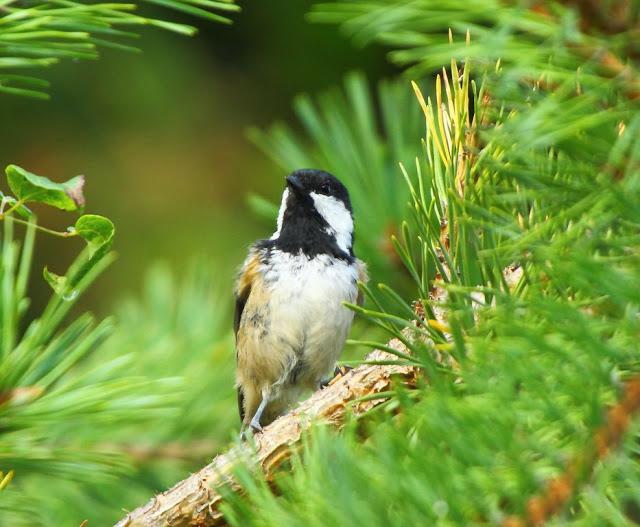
[271,188,289,239]
[310,192,353,253]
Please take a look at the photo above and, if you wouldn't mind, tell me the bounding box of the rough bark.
[114,341,418,527]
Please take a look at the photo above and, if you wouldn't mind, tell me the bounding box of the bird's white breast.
[261,249,358,383]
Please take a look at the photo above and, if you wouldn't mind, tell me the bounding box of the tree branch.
[114,341,419,527]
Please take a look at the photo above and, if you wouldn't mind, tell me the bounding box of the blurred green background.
[0,0,395,318]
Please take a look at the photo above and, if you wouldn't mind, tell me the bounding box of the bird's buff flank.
[234,169,367,436]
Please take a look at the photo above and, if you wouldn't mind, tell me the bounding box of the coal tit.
[234,169,367,435]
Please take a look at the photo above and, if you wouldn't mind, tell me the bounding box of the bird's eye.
[320,183,330,194]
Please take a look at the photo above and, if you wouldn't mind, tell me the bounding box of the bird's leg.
[249,397,268,433]
[319,365,354,389]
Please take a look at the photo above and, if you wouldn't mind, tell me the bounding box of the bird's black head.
[284,169,352,212]
[269,169,355,260]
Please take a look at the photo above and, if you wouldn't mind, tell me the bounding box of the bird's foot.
[319,365,354,389]
[249,418,263,434]
[239,421,263,442]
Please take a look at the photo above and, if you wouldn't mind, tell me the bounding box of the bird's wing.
[234,248,262,422]
[234,248,261,338]
[355,258,368,306]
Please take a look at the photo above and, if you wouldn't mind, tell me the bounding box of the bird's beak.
[286,174,305,194]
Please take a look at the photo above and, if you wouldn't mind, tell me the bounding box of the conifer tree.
[118,1,640,525]
[4,1,640,526]
[220,2,640,525]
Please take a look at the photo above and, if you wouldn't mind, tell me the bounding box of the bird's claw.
[239,422,263,442]
[249,419,263,434]
[319,365,354,389]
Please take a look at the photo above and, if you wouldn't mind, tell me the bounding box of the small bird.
[234,169,367,435]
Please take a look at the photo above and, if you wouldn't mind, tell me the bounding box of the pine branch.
[502,376,640,527]
[113,344,419,527]
[114,265,524,527]
[0,0,240,98]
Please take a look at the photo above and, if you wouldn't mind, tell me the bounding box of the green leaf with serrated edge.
[5,165,85,211]
[74,215,114,257]
[43,267,67,296]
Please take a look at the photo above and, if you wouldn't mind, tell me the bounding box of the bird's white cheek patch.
[310,192,353,253]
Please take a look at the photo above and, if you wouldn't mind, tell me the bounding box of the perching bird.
[234,169,367,435]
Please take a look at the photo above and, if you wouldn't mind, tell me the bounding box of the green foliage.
[220,2,640,525]
[0,164,236,527]
[3,0,639,524]
[1,164,116,301]
[249,71,424,291]
[0,0,242,522]
[310,0,639,87]
[74,214,115,256]
[18,262,237,526]
[0,0,240,99]
[6,164,84,211]
[102,262,237,445]
[0,162,236,526]
[2,250,237,525]
[0,166,181,525]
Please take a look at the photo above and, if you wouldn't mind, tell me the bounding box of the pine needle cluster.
[223,2,640,525]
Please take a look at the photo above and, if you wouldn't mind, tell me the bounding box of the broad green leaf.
[5,165,85,211]
[43,266,67,296]
[74,214,115,256]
